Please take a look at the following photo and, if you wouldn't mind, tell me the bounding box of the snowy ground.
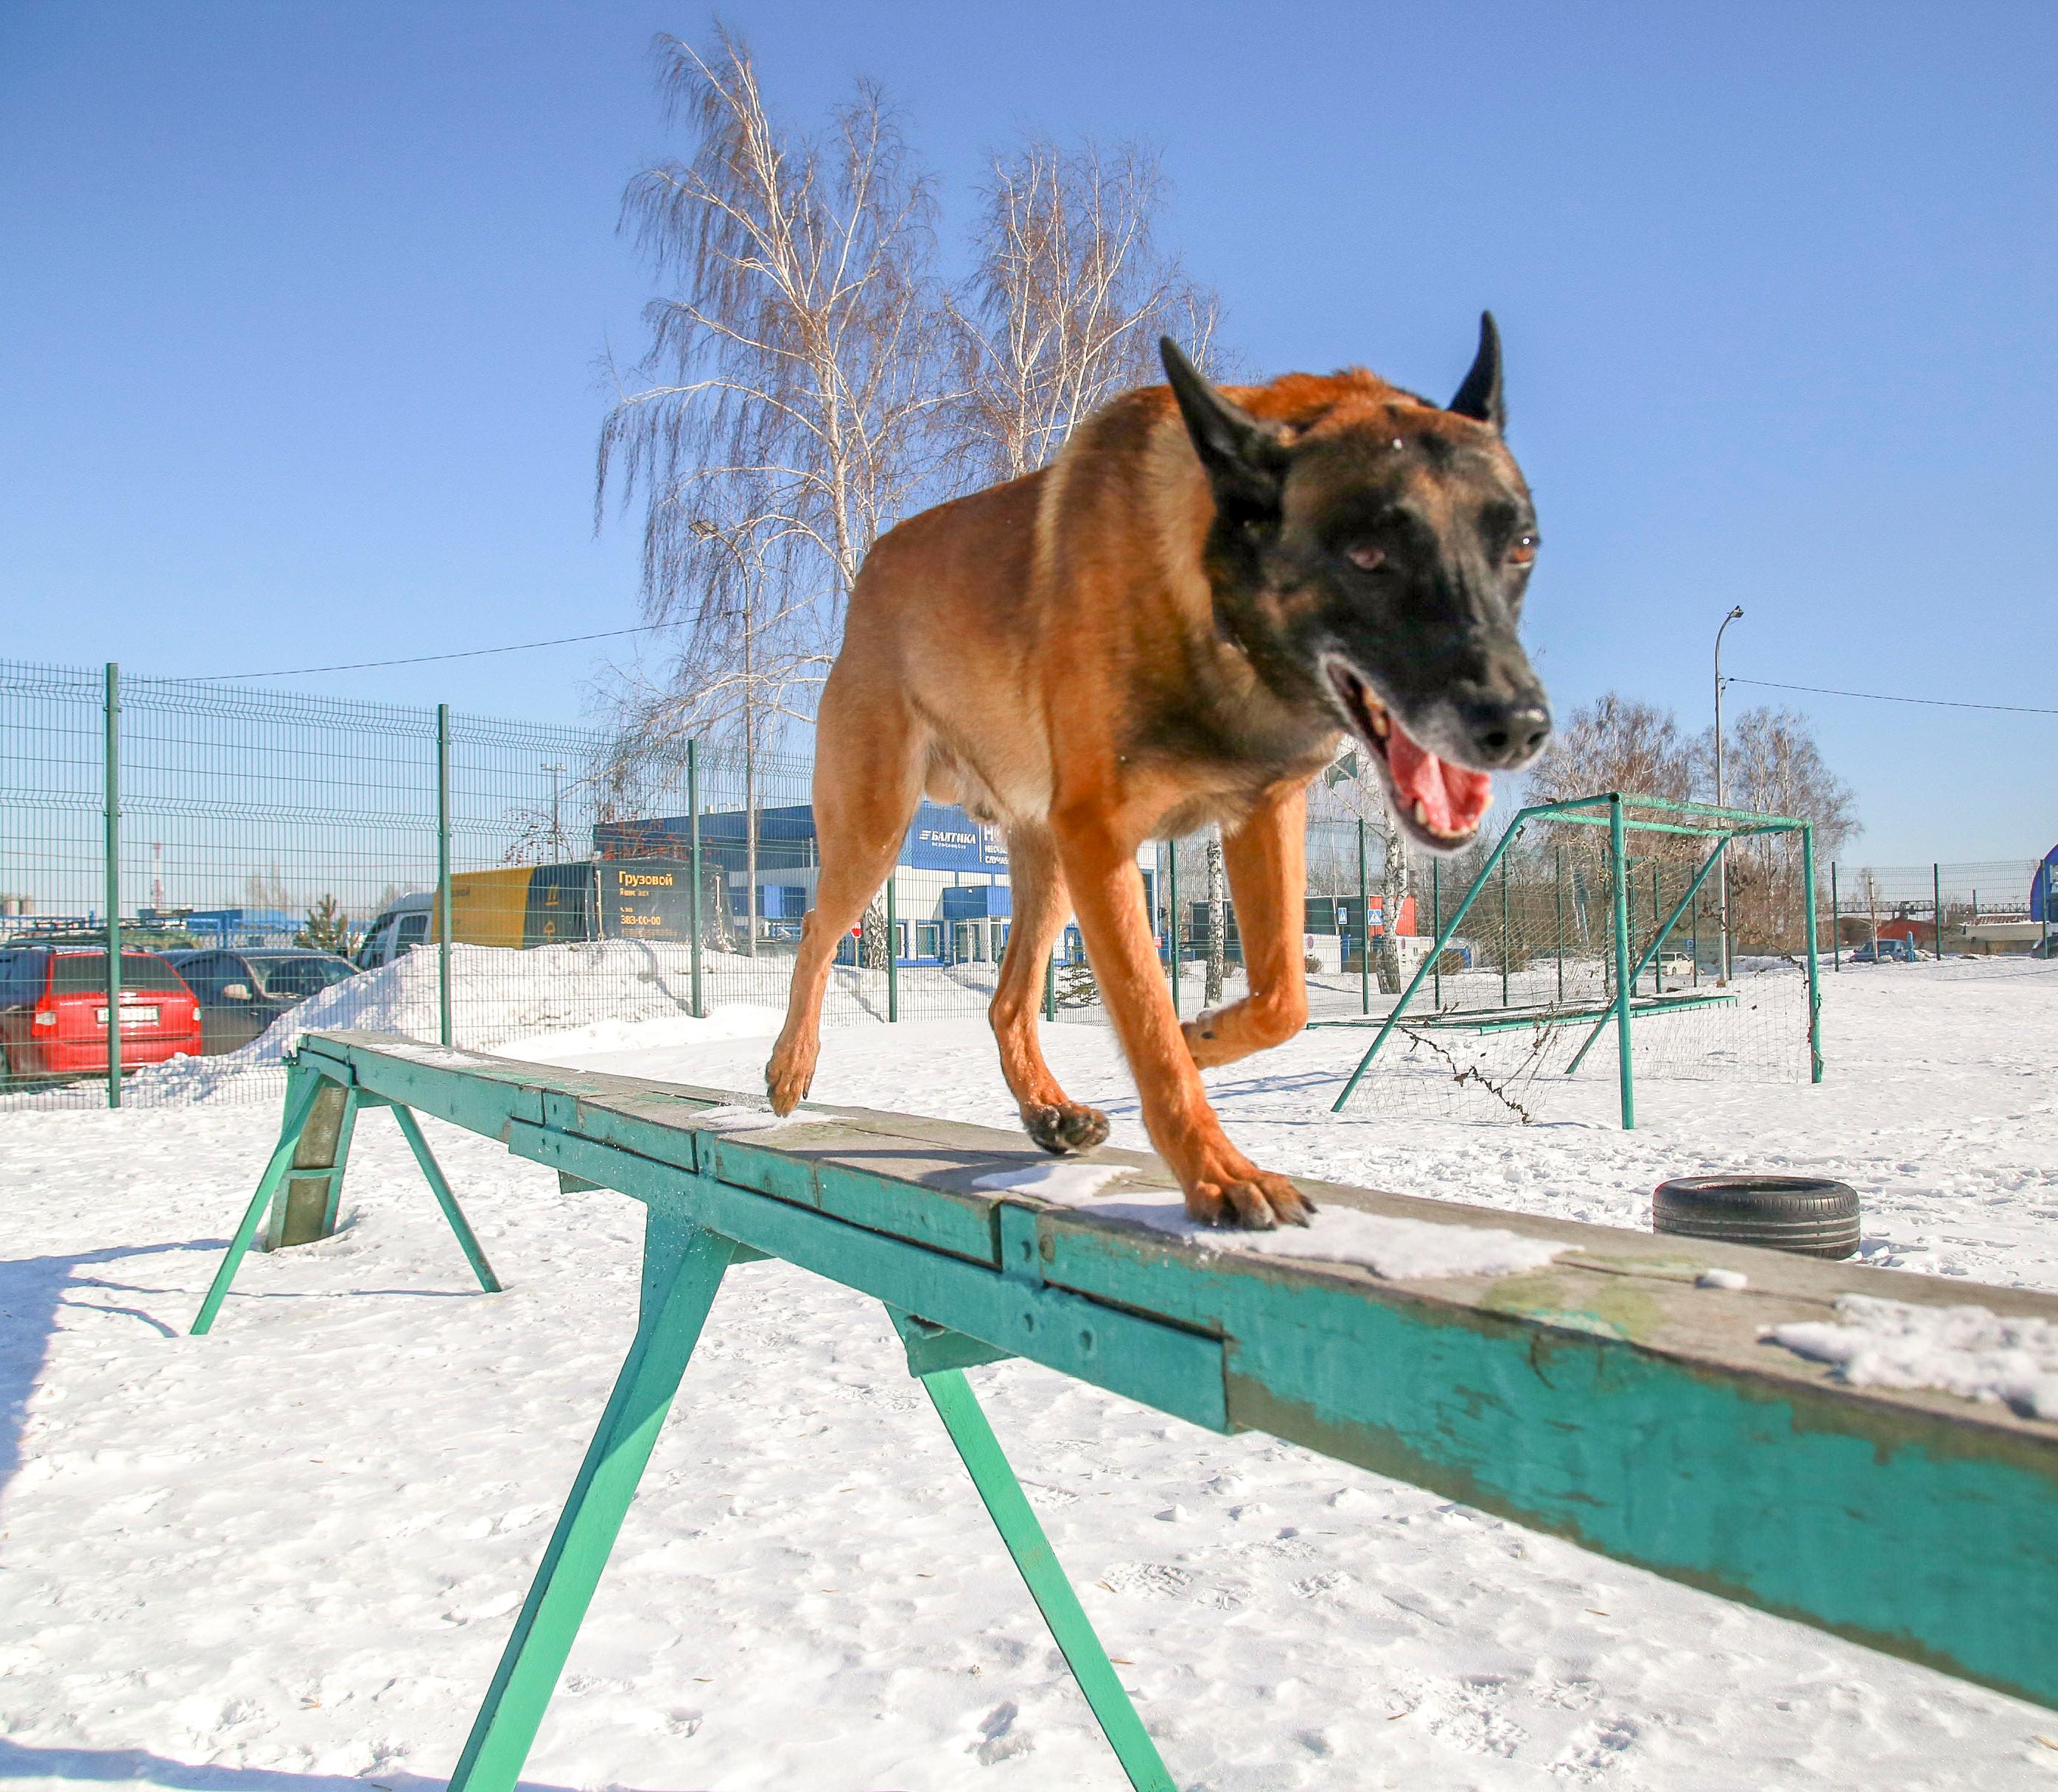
[5,962,2058,1789]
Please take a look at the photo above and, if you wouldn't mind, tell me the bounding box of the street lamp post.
[1713,605,1744,983]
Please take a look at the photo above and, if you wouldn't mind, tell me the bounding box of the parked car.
[2029,935,2058,961]
[1849,938,1920,965]
[354,892,435,970]
[163,947,357,1054]
[0,947,203,1082]
[1656,953,1695,981]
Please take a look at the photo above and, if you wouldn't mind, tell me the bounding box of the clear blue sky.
[4,2,2054,864]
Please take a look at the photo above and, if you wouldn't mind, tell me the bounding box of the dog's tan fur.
[767,365,1494,1227]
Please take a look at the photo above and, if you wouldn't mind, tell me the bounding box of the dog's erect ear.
[1447,311,1505,431]
[1160,336,1287,511]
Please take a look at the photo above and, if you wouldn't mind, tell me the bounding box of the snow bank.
[1770,1293,2058,1418]
[124,940,784,1102]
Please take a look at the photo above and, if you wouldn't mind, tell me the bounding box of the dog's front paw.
[1021,1102,1111,1155]
[1186,1166,1316,1230]
[765,1041,816,1116]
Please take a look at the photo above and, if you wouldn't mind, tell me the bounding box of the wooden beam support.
[203,1032,2058,1723]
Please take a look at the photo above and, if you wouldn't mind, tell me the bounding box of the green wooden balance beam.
[192,1030,2058,1787]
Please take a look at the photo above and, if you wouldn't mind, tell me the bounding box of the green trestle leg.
[393,1103,501,1292]
[447,1216,737,1792]
[189,1068,323,1336]
[189,1068,502,1334]
[443,1226,1175,1792]
[892,1312,1175,1792]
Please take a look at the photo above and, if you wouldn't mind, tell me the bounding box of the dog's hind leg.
[990,827,1109,1155]
[1183,783,1312,1071]
[766,680,925,1116]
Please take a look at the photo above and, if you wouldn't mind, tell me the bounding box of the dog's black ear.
[1447,311,1505,431]
[1160,336,1287,511]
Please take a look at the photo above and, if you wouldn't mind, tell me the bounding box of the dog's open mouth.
[1327,664,1494,846]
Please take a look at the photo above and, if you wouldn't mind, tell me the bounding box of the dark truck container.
[357,859,699,967]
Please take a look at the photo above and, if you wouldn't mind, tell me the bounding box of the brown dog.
[767,318,1550,1228]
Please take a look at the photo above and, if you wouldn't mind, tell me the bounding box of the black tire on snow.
[1652,1175,1861,1260]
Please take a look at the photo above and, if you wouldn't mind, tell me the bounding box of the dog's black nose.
[1459,696,1551,769]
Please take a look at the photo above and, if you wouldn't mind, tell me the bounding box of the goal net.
[1327,794,1822,1127]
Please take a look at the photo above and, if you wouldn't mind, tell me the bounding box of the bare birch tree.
[600,495,818,953]
[950,136,1225,484]
[1695,706,1858,855]
[1203,828,1228,1005]
[596,29,952,965]
[1525,694,1696,808]
[1695,705,1858,952]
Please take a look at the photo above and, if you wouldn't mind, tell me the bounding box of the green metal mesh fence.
[4,659,2051,1114]
[1824,858,2049,977]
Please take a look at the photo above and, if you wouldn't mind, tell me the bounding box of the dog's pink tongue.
[1387,719,1494,835]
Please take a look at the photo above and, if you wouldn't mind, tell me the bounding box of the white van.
[354,892,435,970]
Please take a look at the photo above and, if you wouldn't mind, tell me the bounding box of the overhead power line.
[1728,676,2058,718]
[181,634,2058,715]
[191,624,660,682]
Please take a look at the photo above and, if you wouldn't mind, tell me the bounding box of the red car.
[0,947,205,1082]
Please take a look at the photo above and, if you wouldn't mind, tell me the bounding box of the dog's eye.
[1508,534,1539,567]
[1345,544,1385,572]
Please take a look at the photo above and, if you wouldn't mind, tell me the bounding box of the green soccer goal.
[1326,792,1823,1129]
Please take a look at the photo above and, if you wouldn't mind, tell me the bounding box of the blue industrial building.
[596,800,1051,967]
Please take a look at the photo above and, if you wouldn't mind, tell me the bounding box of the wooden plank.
[264,1079,354,1249]
[297,1032,2058,1710]
[503,1119,1231,1433]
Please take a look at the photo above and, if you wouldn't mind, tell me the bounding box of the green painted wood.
[893,1315,1175,1792]
[447,1218,737,1792]
[1215,1278,2058,1707]
[1311,992,1738,1035]
[508,1118,1231,1434]
[317,1085,361,1233]
[1029,1206,2058,1711]
[317,1036,1006,1268]
[885,1306,1015,1376]
[391,1105,503,1294]
[190,1070,325,1334]
[229,1034,2058,1714]
[265,1079,357,1250]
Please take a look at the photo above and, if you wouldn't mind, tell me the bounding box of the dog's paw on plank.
[1190,1170,1317,1231]
[1021,1102,1112,1155]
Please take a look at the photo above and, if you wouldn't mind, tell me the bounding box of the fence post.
[1651,861,1662,993]
[1166,841,1180,1018]
[1609,794,1634,1130]
[2045,861,2054,961]
[687,739,704,1021]
[1043,951,1056,1022]
[1497,855,1510,1009]
[437,703,454,1050]
[886,873,898,1023]
[1356,819,1369,1015]
[1933,862,1945,962]
[1830,862,1840,971]
[1555,843,1566,1004]
[1803,825,1823,1083]
[103,662,122,1110]
[1431,860,1442,1008]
